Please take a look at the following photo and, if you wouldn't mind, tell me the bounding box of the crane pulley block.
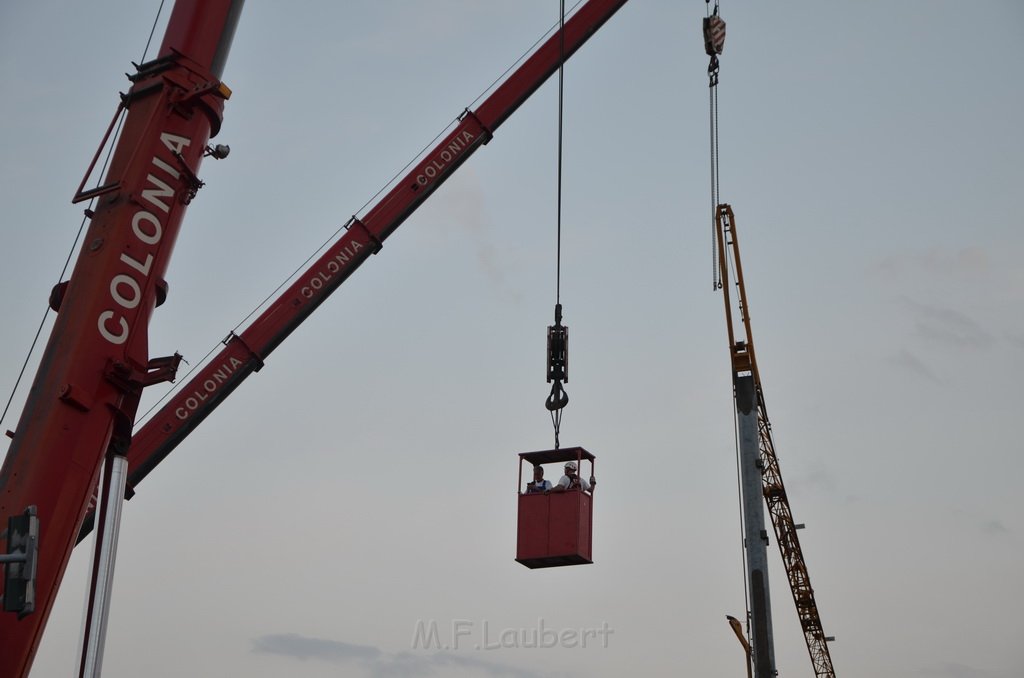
[546,304,569,412]
[703,14,726,56]
[546,325,568,384]
[546,303,569,385]
[703,10,726,86]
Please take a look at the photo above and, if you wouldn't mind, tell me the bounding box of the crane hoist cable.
[545,0,570,449]
[705,0,757,656]
[705,0,726,290]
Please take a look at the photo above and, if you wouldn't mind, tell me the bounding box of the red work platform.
[516,446,595,569]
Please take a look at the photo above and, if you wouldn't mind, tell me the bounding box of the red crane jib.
[121,0,629,517]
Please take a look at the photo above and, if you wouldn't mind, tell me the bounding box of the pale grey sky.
[1,2,1022,677]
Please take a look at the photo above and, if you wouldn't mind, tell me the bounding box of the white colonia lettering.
[98,311,129,344]
[96,132,191,345]
[110,274,141,308]
[299,241,365,299]
[174,356,245,420]
[141,173,174,214]
[131,211,162,244]
[415,130,476,187]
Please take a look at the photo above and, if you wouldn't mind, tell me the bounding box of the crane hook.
[546,380,569,411]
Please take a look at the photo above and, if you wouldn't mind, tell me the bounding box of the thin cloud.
[252,634,381,663]
[875,247,990,280]
[788,462,859,504]
[252,633,559,678]
[388,650,562,678]
[435,168,522,304]
[903,298,994,350]
[889,348,941,383]
[789,461,838,494]
[916,661,996,678]
[1005,331,1024,350]
[980,518,1010,536]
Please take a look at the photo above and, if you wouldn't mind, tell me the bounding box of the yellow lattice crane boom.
[715,204,836,678]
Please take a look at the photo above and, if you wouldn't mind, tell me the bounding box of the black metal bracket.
[2,506,39,619]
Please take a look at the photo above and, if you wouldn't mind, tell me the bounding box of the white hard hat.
[564,461,578,471]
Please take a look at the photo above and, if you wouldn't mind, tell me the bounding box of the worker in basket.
[525,465,553,494]
[551,460,595,494]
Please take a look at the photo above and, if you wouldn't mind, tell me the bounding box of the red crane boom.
[0,2,629,674]
[0,1,241,674]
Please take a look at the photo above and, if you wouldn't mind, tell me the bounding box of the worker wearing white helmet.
[552,460,594,493]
